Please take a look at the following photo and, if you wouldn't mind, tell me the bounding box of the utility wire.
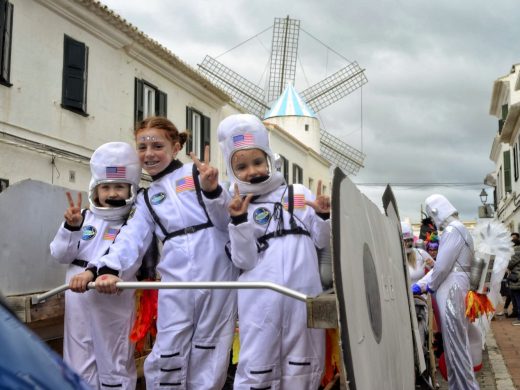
[300,28,352,63]
[354,182,486,188]
[215,25,272,59]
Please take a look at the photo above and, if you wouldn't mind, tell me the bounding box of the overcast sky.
[98,0,520,224]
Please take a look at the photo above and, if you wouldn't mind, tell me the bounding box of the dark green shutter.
[186,107,193,154]
[156,90,167,117]
[514,145,519,182]
[201,115,211,158]
[134,78,144,124]
[0,0,13,85]
[502,104,509,120]
[504,150,512,193]
[62,35,88,113]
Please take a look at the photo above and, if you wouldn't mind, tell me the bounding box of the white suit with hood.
[90,157,237,388]
[203,114,328,389]
[417,194,479,389]
[50,142,142,390]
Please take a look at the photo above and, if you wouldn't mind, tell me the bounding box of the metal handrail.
[32,281,309,304]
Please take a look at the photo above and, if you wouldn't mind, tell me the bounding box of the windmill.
[198,16,367,175]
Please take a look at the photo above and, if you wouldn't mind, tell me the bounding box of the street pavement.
[434,311,518,390]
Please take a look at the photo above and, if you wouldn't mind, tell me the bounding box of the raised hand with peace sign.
[228,183,254,217]
[64,191,84,227]
[304,180,331,214]
[190,145,219,192]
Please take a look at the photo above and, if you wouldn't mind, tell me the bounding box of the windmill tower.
[198,16,367,175]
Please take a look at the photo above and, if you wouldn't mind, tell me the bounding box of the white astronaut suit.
[50,142,142,389]
[203,114,328,389]
[91,160,238,390]
[416,194,479,389]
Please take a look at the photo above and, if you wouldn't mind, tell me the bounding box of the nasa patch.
[150,192,166,205]
[253,207,271,225]
[81,225,97,241]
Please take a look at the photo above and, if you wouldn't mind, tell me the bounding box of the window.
[0,178,8,192]
[134,78,167,123]
[186,107,210,158]
[278,154,289,183]
[62,35,88,115]
[504,150,512,193]
[0,0,13,86]
[292,164,303,184]
[308,177,314,191]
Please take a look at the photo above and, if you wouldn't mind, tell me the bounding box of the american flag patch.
[284,194,306,210]
[233,133,254,147]
[106,166,126,179]
[103,227,119,240]
[176,176,195,193]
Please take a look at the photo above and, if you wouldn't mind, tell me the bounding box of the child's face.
[136,128,180,176]
[96,183,131,207]
[231,148,269,183]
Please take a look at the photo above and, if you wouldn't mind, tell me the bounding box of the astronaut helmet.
[217,114,285,195]
[401,221,414,254]
[88,142,141,220]
[424,194,458,230]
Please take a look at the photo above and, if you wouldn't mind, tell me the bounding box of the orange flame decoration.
[321,328,341,387]
[130,286,158,352]
[465,291,494,322]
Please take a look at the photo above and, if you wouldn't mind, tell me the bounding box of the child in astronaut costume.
[199,114,329,389]
[50,142,142,389]
[413,194,479,389]
[80,117,237,390]
[401,221,434,285]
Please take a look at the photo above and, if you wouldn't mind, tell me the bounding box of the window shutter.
[0,0,13,85]
[504,150,512,193]
[514,144,519,182]
[186,107,193,154]
[134,78,144,123]
[62,35,87,113]
[201,115,211,158]
[156,90,167,117]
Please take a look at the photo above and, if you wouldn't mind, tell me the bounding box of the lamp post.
[478,188,493,218]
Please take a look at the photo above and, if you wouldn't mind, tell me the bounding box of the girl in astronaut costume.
[401,221,434,285]
[413,194,479,389]
[79,117,237,390]
[50,142,142,389]
[197,114,329,389]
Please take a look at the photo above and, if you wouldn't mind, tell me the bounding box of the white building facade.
[488,63,520,233]
[0,0,330,196]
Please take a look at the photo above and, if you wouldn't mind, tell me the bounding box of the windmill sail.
[198,55,269,118]
[320,130,365,175]
[301,62,368,113]
[266,17,300,103]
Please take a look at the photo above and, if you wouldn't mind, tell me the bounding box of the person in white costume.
[50,142,142,389]
[73,117,237,390]
[194,113,329,389]
[413,194,479,389]
[401,221,434,285]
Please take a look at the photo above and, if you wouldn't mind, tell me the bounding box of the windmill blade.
[266,16,300,103]
[198,55,269,118]
[302,62,368,112]
[320,130,365,175]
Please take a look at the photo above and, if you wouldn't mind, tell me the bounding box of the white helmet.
[88,142,141,220]
[425,194,457,230]
[217,114,285,195]
[401,221,414,240]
